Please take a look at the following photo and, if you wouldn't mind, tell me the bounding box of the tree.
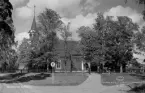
[17,38,31,64]
[60,22,72,72]
[104,16,138,72]
[35,8,62,71]
[0,0,15,69]
[0,48,18,72]
[77,26,97,63]
[7,48,18,71]
[77,26,98,73]
[78,13,138,73]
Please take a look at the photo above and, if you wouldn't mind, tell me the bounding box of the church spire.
[29,5,37,37]
[31,5,37,31]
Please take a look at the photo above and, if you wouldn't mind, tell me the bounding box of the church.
[25,6,88,72]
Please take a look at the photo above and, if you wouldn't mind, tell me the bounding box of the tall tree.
[36,8,62,71]
[0,0,15,67]
[60,22,72,72]
[104,16,138,72]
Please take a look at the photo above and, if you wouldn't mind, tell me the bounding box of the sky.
[9,0,145,63]
[9,0,145,43]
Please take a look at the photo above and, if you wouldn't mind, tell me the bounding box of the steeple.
[29,5,37,37]
[31,5,36,31]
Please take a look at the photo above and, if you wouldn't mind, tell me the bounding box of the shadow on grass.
[127,84,145,93]
[0,73,51,83]
[0,73,26,80]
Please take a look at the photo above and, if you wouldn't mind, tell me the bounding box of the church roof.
[31,16,37,31]
[55,40,82,57]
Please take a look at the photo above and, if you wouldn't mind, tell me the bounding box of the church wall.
[55,56,83,72]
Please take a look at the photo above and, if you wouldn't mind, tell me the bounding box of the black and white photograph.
[0,0,145,93]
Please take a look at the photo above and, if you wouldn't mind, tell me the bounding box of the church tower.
[28,5,38,38]
[28,5,39,50]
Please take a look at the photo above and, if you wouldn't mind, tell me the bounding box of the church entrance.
[90,62,98,72]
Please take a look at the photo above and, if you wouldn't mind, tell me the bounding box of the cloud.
[16,5,144,41]
[15,0,81,19]
[15,32,29,46]
[14,0,99,41]
[10,0,25,6]
[61,13,97,40]
[81,0,100,14]
[104,5,144,25]
[104,5,145,33]
[15,0,100,19]
[16,6,33,19]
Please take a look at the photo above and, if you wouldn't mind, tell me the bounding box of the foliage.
[7,48,18,70]
[60,22,72,41]
[77,26,97,62]
[133,26,145,52]
[0,0,14,50]
[0,48,18,71]
[18,8,63,70]
[17,38,31,64]
[36,8,62,65]
[130,58,141,68]
[59,22,72,71]
[104,16,137,69]
[0,0,16,68]
[78,13,138,72]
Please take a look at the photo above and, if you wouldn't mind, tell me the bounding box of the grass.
[101,73,145,93]
[26,72,88,86]
[0,72,88,86]
[126,73,145,93]
[101,73,144,86]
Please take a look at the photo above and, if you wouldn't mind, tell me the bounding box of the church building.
[27,6,87,72]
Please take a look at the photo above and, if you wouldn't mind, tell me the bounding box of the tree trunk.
[70,61,72,72]
[69,54,73,72]
[88,62,91,74]
[64,59,67,73]
[64,39,68,73]
[47,62,49,72]
[120,64,123,73]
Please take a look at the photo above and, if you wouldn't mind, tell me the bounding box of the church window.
[56,60,61,69]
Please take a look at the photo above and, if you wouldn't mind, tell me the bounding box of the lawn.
[101,73,145,86]
[0,72,89,86]
[27,72,88,86]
